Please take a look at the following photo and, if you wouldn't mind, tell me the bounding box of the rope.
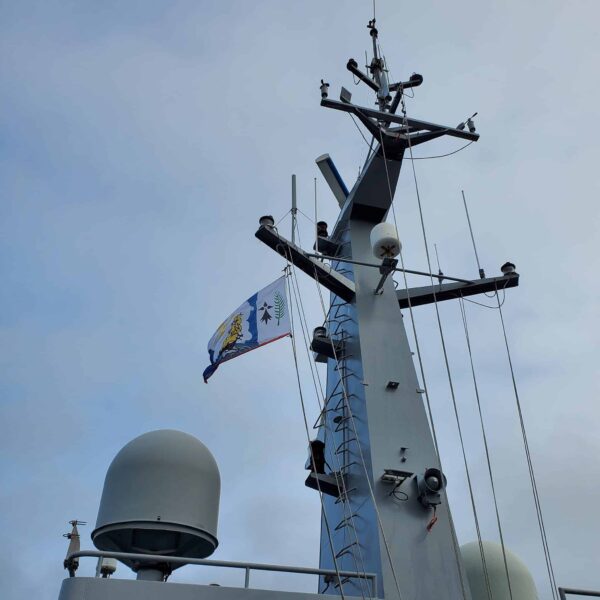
[286,261,371,599]
[495,285,559,599]
[286,273,348,599]
[410,142,474,160]
[377,128,443,464]
[459,296,514,598]
[311,267,406,600]
[463,291,506,309]
[379,117,471,600]
[284,240,371,597]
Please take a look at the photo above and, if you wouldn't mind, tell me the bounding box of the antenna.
[291,174,297,244]
[461,190,485,278]
[63,520,86,577]
[434,243,444,282]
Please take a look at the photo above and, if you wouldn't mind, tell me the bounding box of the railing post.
[244,567,250,588]
[370,574,377,598]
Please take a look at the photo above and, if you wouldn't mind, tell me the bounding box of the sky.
[1,0,599,598]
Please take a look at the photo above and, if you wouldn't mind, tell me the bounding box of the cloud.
[1,1,599,598]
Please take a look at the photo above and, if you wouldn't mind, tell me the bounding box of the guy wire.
[495,285,559,599]
[378,124,474,600]
[285,272,348,599]
[286,260,371,599]
[286,257,369,595]
[462,190,483,275]
[459,296,515,597]
[311,265,406,600]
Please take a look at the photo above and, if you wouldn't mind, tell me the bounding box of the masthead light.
[501,261,516,275]
[259,215,275,228]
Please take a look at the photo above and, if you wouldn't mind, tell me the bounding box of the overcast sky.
[1,1,599,599]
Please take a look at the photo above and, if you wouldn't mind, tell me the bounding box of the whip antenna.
[462,190,485,278]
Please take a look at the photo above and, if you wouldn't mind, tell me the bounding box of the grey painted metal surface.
[317,213,471,600]
[320,98,480,142]
[395,274,519,308]
[58,578,373,600]
[93,430,220,569]
[254,225,355,301]
[315,154,349,208]
[346,153,402,223]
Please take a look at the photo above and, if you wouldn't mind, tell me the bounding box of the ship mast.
[256,20,518,600]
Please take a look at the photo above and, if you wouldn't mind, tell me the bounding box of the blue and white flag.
[203,276,291,383]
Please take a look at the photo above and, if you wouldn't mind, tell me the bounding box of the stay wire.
[284,236,371,596]
[286,260,371,599]
[311,268,406,600]
[286,272,348,599]
[378,125,472,600]
[495,285,559,599]
[459,296,515,598]
[377,128,442,465]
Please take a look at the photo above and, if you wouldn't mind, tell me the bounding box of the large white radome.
[92,429,221,570]
[461,541,538,600]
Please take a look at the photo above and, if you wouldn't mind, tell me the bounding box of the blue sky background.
[1,1,599,598]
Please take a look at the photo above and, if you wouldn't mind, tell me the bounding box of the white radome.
[370,222,401,259]
[461,540,538,600]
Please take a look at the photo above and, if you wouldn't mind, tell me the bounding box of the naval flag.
[203,276,291,382]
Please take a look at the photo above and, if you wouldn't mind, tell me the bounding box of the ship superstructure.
[56,18,590,600]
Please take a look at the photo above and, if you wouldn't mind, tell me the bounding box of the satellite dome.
[461,540,538,600]
[92,430,220,570]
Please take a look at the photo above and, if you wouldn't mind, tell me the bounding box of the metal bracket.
[255,225,355,302]
[374,258,398,295]
[321,98,479,142]
[305,472,344,498]
[396,273,519,309]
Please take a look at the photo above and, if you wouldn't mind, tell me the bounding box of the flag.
[203,276,291,382]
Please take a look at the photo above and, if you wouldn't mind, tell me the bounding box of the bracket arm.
[396,274,519,309]
[255,225,355,302]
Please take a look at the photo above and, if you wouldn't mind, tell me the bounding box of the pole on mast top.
[291,174,297,244]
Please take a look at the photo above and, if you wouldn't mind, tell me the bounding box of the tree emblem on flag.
[274,291,285,325]
[259,301,273,324]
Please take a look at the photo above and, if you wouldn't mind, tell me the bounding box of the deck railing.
[66,550,377,596]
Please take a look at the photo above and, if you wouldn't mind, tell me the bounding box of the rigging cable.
[495,284,559,599]
[398,96,493,600]
[285,254,371,599]
[286,272,348,599]
[463,292,506,310]
[459,296,515,596]
[283,221,371,598]
[410,142,474,160]
[378,125,478,600]
[311,266,406,600]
